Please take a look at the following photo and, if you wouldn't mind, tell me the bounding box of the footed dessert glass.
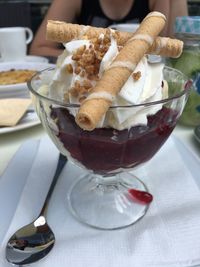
[28,66,190,230]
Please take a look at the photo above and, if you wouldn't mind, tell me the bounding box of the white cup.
[0,27,33,62]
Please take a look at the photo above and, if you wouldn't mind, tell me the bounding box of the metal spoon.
[6,153,67,266]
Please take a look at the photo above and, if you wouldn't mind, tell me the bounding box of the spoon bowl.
[6,215,55,265]
[5,154,67,265]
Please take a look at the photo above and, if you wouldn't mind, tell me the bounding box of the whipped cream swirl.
[48,35,167,130]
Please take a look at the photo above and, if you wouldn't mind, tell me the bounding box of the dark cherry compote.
[50,106,178,174]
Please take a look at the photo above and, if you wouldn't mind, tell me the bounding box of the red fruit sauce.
[50,106,178,174]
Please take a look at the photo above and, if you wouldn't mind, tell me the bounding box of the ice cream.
[48,30,167,130]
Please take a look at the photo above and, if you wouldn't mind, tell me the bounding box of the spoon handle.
[194,125,200,143]
[39,153,67,216]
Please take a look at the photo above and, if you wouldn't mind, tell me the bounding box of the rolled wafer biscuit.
[75,12,166,131]
[47,20,183,58]
[46,20,129,45]
[148,36,183,58]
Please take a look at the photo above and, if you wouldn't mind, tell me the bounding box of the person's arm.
[149,0,188,37]
[168,0,188,37]
[29,0,81,57]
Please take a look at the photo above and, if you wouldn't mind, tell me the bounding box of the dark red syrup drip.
[128,189,153,204]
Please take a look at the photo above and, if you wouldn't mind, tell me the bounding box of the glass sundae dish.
[28,12,191,229]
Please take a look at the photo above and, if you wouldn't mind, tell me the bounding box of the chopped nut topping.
[132,71,141,81]
[82,79,92,89]
[69,87,79,97]
[79,96,87,103]
[71,35,111,81]
[65,32,121,103]
[74,66,81,75]
[66,64,73,74]
[80,70,86,77]
[72,54,81,61]
[77,45,86,54]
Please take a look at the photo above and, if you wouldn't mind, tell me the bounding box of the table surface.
[0,122,200,267]
[0,123,200,176]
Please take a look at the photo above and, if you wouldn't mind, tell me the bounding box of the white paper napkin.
[1,135,200,267]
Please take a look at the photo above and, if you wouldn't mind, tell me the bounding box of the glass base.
[67,171,151,230]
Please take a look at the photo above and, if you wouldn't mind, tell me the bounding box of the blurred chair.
[188,1,200,16]
[0,1,31,28]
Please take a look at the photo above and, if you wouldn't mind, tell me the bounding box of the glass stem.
[90,173,121,192]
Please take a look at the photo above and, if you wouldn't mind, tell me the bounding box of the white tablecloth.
[0,132,200,267]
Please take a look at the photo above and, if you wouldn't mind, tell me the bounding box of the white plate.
[0,55,49,63]
[0,61,55,98]
[0,111,40,134]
